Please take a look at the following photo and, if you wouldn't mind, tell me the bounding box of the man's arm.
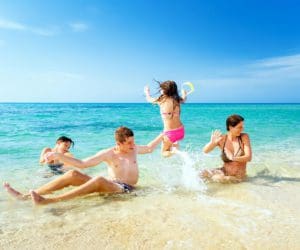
[45,148,112,169]
[62,152,74,167]
[137,133,164,154]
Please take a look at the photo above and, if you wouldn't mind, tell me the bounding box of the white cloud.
[69,22,88,32]
[0,18,89,36]
[197,53,300,84]
[0,19,26,30]
[29,27,59,36]
[188,53,300,94]
[0,18,59,36]
[253,54,300,68]
[248,54,300,79]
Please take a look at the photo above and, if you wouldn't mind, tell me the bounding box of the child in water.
[39,136,75,175]
[144,80,187,157]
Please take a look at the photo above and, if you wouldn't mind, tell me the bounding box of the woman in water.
[144,80,187,157]
[200,114,252,183]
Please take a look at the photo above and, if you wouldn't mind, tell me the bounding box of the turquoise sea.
[0,103,300,249]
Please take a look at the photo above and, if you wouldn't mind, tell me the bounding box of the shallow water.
[0,103,299,249]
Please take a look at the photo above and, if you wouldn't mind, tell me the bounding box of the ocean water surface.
[0,103,299,249]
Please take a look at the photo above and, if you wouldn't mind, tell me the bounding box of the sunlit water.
[0,103,299,249]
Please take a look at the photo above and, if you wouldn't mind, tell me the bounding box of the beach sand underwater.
[0,103,300,249]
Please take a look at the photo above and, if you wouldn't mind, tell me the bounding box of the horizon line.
[0,102,299,105]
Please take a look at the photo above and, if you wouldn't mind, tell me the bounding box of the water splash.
[174,149,207,192]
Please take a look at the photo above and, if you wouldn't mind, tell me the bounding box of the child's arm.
[137,133,164,154]
[144,86,156,103]
[39,148,52,164]
[181,89,187,103]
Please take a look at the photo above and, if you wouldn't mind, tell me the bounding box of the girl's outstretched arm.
[144,86,156,103]
[137,133,164,154]
[181,89,187,103]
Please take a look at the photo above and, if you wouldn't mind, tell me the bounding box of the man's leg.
[3,182,28,200]
[31,176,123,205]
[3,170,91,200]
[34,170,91,195]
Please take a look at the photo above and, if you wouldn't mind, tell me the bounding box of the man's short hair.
[115,127,134,143]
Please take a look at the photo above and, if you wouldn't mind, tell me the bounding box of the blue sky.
[0,0,299,103]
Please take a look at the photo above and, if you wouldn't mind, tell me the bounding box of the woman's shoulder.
[240,133,249,138]
[240,133,250,143]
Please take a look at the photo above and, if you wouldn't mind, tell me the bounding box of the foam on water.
[174,149,207,191]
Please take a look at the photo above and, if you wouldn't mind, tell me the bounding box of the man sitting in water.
[4,127,163,205]
[39,136,75,175]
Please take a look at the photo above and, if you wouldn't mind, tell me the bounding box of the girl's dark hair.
[154,80,184,104]
[226,114,244,131]
[56,136,75,147]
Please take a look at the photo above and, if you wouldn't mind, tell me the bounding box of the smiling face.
[117,136,135,153]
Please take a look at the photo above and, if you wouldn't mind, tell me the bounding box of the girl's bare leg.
[162,136,174,157]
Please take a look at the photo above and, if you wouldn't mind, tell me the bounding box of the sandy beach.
[1,178,300,250]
